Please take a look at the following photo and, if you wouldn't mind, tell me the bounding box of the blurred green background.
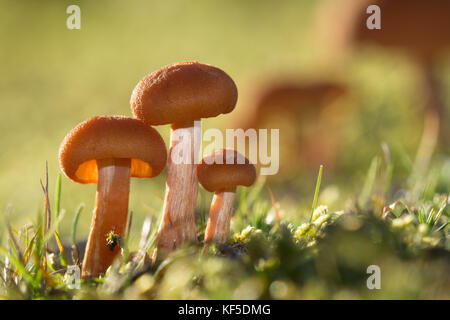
[0,0,449,243]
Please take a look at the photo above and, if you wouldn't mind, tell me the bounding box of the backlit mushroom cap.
[197,149,256,192]
[130,61,238,125]
[59,116,167,184]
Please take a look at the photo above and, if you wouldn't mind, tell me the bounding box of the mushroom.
[242,81,348,130]
[59,116,167,278]
[240,81,349,173]
[197,149,256,244]
[317,0,450,148]
[130,61,238,254]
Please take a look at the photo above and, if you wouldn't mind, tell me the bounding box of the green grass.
[310,165,323,222]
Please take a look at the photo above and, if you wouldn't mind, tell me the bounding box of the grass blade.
[54,174,62,233]
[435,222,449,232]
[268,187,280,225]
[72,204,84,245]
[54,230,69,267]
[310,165,323,222]
[40,162,51,272]
[126,210,133,240]
[0,245,38,288]
[358,157,379,208]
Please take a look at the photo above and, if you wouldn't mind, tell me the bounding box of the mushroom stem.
[154,121,200,256]
[82,158,131,278]
[420,59,447,148]
[204,190,236,244]
[411,59,445,181]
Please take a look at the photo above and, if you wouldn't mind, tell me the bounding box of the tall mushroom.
[130,62,238,254]
[197,149,256,244]
[59,116,167,278]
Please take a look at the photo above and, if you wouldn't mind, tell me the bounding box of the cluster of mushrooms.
[58,62,257,278]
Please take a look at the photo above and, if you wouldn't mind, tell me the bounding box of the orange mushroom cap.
[197,149,257,192]
[59,116,167,184]
[130,61,238,125]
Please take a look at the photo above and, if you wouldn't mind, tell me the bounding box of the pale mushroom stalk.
[411,59,443,177]
[420,58,445,143]
[82,158,131,278]
[204,189,235,243]
[156,121,201,253]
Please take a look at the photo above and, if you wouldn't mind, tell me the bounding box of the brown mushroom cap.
[197,149,256,192]
[319,0,450,59]
[246,81,348,128]
[354,0,450,58]
[59,116,167,184]
[130,61,238,125]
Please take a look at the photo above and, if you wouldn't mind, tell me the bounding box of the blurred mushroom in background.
[239,80,350,175]
[317,0,450,152]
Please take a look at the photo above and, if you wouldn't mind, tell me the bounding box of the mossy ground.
[0,157,448,300]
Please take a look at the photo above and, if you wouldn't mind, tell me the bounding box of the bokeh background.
[1,0,449,246]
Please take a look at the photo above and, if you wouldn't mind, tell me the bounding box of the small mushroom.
[131,62,238,254]
[59,116,167,278]
[197,149,256,244]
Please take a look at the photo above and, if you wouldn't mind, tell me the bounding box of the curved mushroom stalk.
[155,121,200,253]
[204,190,236,244]
[82,158,131,278]
[420,59,447,148]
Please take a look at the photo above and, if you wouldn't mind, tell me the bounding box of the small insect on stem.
[106,231,122,251]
